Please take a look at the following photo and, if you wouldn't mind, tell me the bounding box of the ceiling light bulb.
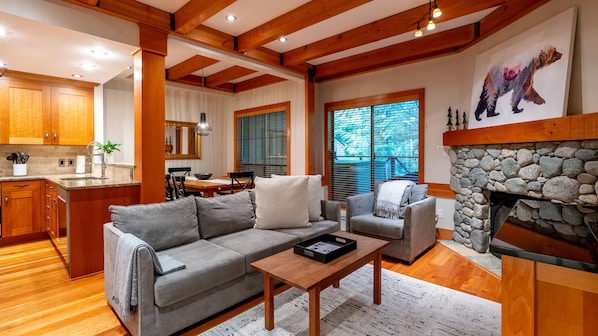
[226,14,237,22]
[0,28,7,37]
[81,61,95,70]
[427,19,436,31]
[279,37,287,42]
[432,7,442,18]
[415,28,423,37]
[72,74,83,78]
[91,49,108,57]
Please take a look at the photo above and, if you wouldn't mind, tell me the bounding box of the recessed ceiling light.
[0,28,7,37]
[81,61,96,71]
[0,61,6,67]
[226,14,237,22]
[72,74,83,78]
[91,49,108,57]
[279,37,287,42]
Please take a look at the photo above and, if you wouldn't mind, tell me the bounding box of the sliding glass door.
[326,90,424,202]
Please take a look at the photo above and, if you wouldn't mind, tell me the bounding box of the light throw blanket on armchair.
[373,180,414,219]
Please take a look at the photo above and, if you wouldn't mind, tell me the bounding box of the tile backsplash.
[0,145,88,177]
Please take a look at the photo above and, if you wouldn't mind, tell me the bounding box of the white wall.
[315,0,598,229]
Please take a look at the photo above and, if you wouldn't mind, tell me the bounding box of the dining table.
[183,176,249,197]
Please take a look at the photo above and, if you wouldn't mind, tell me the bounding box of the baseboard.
[436,228,453,240]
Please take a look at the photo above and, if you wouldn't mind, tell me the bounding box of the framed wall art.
[468,7,577,129]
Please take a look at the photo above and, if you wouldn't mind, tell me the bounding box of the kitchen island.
[490,197,598,336]
[1,173,140,279]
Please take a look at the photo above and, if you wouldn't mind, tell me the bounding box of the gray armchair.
[346,186,437,263]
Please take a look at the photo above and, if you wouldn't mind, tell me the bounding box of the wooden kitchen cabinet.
[44,181,58,241]
[1,180,42,238]
[0,71,94,145]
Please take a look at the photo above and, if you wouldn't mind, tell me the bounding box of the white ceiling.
[0,0,496,85]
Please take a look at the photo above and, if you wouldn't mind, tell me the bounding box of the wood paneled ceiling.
[65,0,550,93]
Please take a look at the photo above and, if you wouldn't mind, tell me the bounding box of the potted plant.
[97,140,121,162]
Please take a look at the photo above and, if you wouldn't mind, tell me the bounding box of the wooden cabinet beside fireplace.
[501,255,598,336]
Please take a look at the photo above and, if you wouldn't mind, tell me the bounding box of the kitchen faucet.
[86,141,107,178]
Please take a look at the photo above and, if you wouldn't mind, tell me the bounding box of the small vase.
[105,152,114,163]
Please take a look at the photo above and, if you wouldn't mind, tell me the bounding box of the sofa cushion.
[195,191,255,239]
[153,239,245,307]
[351,213,404,240]
[208,228,300,273]
[274,220,340,241]
[410,184,428,203]
[253,176,310,229]
[109,196,199,251]
[272,174,323,221]
[374,180,414,219]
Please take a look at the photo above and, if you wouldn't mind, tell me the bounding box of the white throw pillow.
[272,174,322,221]
[254,176,311,229]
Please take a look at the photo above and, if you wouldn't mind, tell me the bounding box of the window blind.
[235,107,288,177]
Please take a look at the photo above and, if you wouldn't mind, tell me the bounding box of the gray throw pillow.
[110,196,200,251]
[195,190,256,239]
[410,184,428,203]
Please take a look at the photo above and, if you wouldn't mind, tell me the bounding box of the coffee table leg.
[373,251,382,305]
[264,274,274,330]
[309,287,321,336]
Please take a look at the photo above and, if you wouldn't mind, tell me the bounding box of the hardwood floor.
[0,234,501,335]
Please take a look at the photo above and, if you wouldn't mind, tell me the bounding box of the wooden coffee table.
[250,231,389,336]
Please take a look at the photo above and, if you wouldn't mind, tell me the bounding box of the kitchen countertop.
[0,174,140,190]
[489,197,598,274]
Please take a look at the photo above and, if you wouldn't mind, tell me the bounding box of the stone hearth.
[449,140,598,252]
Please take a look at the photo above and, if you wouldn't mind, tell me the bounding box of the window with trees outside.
[234,102,290,177]
[325,89,424,203]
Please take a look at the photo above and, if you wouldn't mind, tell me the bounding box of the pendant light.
[195,69,212,136]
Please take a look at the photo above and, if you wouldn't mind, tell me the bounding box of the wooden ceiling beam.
[236,75,287,93]
[206,66,257,87]
[283,0,505,66]
[183,25,237,52]
[174,0,237,34]
[77,0,99,5]
[92,0,171,30]
[478,0,551,40]
[315,25,475,81]
[236,0,372,53]
[170,74,203,87]
[167,55,219,80]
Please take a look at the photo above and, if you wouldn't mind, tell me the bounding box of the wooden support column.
[134,24,167,203]
[305,71,316,175]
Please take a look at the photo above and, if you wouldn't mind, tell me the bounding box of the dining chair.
[221,171,255,194]
[165,174,175,201]
[170,173,202,198]
[168,167,191,178]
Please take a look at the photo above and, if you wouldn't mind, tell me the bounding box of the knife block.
[13,163,27,176]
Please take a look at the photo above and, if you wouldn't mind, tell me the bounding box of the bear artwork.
[474,45,562,121]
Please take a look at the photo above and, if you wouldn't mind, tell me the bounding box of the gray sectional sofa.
[103,188,341,336]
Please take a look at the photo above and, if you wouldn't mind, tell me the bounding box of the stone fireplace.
[443,113,598,253]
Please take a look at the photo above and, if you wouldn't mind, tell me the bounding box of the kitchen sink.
[59,176,109,181]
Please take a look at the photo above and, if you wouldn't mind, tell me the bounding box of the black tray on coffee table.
[294,233,357,263]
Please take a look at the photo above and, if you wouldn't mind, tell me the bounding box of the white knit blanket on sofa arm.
[374,180,413,219]
[111,233,186,321]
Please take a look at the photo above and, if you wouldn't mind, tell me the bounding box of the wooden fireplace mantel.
[443,113,598,146]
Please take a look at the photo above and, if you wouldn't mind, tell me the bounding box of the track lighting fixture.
[413,0,442,37]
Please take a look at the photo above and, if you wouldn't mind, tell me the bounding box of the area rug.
[200,264,501,335]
